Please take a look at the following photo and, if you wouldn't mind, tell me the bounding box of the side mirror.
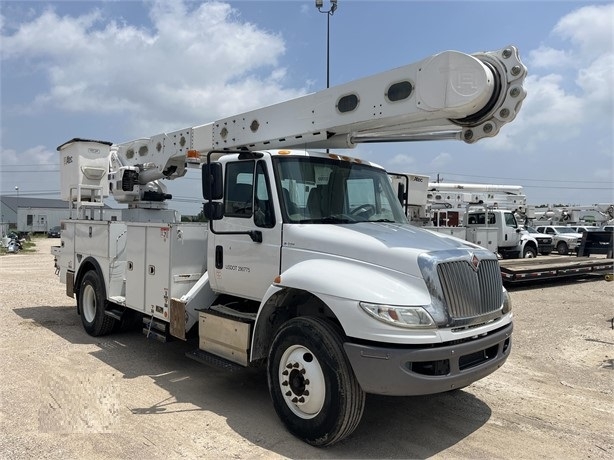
[203,202,224,220]
[202,162,223,200]
[397,183,406,204]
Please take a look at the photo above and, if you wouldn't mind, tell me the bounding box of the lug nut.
[510,87,521,98]
[511,65,522,76]
[483,124,493,134]
[502,48,512,59]
[464,130,474,141]
[500,108,510,118]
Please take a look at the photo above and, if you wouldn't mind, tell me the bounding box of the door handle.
[215,245,223,269]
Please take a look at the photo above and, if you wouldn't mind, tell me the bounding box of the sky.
[1,0,613,216]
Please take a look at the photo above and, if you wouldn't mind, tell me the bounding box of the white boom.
[59,46,526,205]
[113,46,525,182]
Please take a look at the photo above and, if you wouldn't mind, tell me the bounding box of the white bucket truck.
[53,46,526,446]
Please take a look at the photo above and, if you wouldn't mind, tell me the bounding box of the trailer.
[500,256,613,283]
[500,231,613,283]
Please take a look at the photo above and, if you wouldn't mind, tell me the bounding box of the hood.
[282,222,479,277]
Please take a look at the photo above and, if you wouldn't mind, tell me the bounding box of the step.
[142,328,167,343]
[185,348,245,372]
[104,308,124,321]
[142,316,167,333]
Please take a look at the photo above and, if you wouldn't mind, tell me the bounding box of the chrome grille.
[437,259,503,319]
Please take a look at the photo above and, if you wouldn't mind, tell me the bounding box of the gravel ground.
[0,237,613,459]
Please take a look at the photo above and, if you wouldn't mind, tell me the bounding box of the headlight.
[359,302,436,329]
[502,289,512,314]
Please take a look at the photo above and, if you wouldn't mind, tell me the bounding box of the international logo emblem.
[470,253,480,271]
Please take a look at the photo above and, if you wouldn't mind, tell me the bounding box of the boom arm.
[109,45,526,204]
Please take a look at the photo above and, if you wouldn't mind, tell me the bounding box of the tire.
[267,317,365,447]
[556,241,569,255]
[78,270,116,336]
[522,245,537,258]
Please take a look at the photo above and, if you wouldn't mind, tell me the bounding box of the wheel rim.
[82,284,97,323]
[524,249,536,258]
[278,344,326,419]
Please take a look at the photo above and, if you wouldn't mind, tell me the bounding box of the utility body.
[53,46,526,446]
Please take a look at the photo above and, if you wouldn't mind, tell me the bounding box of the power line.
[428,171,612,184]
[0,169,60,173]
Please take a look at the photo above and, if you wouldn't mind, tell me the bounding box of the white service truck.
[390,176,540,258]
[53,46,526,446]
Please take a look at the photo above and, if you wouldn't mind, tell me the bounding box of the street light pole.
[315,0,338,89]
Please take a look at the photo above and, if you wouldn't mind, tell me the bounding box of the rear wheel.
[267,317,365,447]
[78,270,116,336]
[556,241,569,255]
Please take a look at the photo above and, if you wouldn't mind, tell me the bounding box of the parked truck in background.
[52,46,526,446]
[390,177,540,258]
[535,225,583,255]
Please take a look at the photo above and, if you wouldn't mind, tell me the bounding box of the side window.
[504,213,517,227]
[225,161,254,218]
[254,161,275,228]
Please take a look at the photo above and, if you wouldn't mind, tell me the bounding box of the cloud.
[1,145,56,166]
[528,46,573,69]
[1,0,307,135]
[430,153,451,169]
[488,3,613,152]
[389,153,415,166]
[553,3,614,59]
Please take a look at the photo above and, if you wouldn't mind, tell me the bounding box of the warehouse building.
[0,196,122,234]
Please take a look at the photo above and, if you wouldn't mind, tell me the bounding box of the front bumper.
[344,323,512,396]
[538,243,554,254]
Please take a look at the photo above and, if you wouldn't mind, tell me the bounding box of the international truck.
[52,46,527,446]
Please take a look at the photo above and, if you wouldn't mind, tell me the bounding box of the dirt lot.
[0,237,612,459]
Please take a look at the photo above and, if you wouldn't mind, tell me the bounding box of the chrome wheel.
[278,344,326,419]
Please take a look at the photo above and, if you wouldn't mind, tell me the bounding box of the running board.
[185,348,245,372]
[104,308,124,321]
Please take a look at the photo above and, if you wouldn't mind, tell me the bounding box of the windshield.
[554,227,577,233]
[273,156,408,224]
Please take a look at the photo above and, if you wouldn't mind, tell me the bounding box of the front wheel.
[522,245,537,258]
[78,270,116,336]
[267,317,365,447]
